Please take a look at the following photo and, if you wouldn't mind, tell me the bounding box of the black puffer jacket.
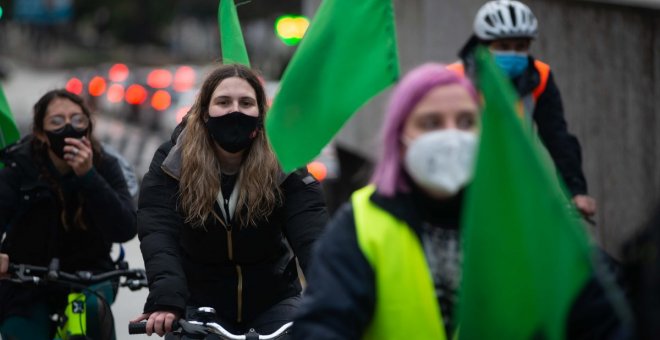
[514,57,588,196]
[138,129,328,323]
[0,136,136,321]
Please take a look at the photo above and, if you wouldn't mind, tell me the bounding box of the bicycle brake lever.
[47,258,60,280]
[11,264,40,284]
[123,279,148,291]
[179,319,210,336]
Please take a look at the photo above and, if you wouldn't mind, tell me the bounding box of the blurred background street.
[1,0,660,338]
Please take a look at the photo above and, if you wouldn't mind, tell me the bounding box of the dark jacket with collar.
[292,187,625,339]
[515,57,588,196]
[0,136,136,321]
[138,128,328,323]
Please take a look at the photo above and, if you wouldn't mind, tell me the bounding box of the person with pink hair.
[291,63,626,340]
[292,63,480,339]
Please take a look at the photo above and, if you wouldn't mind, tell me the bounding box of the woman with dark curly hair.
[0,89,136,339]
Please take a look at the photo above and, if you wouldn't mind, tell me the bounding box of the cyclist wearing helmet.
[293,63,627,340]
[450,0,596,218]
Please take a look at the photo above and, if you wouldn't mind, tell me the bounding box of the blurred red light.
[173,66,196,92]
[151,90,172,111]
[147,69,173,89]
[65,77,83,95]
[125,84,148,105]
[175,106,191,124]
[88,76,107,97]
[108,63,129,82]
[307,161,328,182]
[107,84,125,103]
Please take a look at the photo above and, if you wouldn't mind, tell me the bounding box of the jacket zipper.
[236,265,243,323]
[164,163,244,321]
[223,198,243,323]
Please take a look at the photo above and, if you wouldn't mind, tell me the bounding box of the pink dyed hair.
[370,62,478,197]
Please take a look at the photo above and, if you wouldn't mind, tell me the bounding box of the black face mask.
[206,111,259,153]
[44,124,87,159]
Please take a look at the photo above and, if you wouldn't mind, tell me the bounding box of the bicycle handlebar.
[128,319,293,339]
[8,261,148,291]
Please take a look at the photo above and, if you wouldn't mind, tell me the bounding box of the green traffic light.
[275,15,309,46]
[0,6,4,20]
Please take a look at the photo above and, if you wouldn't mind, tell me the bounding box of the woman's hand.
[63,136,93,177]
[0,253,9,279]
[573,195,597,218]
[131,311,180,337]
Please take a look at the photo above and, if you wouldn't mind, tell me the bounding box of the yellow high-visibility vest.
[352,185,447,340]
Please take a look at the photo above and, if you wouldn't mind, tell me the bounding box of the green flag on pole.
[457,46,593,339]
[0,84,19,149]
[266,0,400,172]
[218,0,250,66]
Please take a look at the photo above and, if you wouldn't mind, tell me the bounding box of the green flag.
[266,0,400,172]
[218,0,250,66]
[458,46,592,339]
[0,84,19,149]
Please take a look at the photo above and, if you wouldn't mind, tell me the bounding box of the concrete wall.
[303,0,660,257]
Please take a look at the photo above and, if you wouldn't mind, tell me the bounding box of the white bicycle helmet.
[474,0,538,41]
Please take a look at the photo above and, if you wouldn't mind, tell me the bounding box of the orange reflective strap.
[532,60,550,101]
[446,62,465,76]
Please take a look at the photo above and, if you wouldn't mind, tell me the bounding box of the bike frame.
[53,291,87,340]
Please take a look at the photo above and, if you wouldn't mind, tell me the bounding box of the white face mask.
[403,129,477,198]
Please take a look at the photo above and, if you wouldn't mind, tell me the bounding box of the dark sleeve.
[77,153,137,242]
[280,168,329,274]
[137,142,188,314]
[292,204,375,340]
[534,72,588,196]
[0,165,20,235]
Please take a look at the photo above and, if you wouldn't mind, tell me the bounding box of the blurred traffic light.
[125,84,148,105]
[173,66,196,92]
[147,69,173,89]
[65,77,83,95]
[107,84,125,103]
[109,63,130,82]
[275,15,309,46]
[307,161,328,182]
[88,76,107,97]
[151,90,171,111]
[0,6,4,21]
[176,106,191,124]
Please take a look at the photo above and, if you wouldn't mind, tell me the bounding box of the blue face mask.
[493,51,529,78]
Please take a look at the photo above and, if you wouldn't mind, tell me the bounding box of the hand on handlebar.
[0,253,8,279]
[131,311,180,337]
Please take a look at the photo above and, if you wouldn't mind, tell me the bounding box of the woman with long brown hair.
[132,64,328,337]
[0,89,136,339]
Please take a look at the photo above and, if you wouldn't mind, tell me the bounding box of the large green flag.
[218,0,250,66]
[0,84,19,149]
[458,46,592,339]
[266,0,400,172]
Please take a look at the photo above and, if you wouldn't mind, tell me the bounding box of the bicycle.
[128,307,293,340]
[6,257,148,340]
